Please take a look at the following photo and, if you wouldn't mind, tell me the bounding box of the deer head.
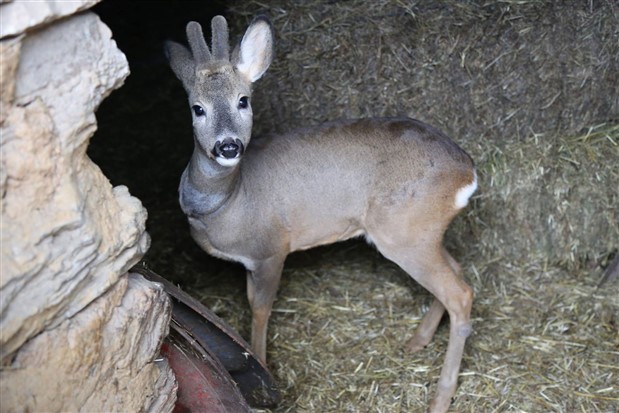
[165,16,274,167]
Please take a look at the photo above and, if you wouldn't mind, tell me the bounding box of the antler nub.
[186,21,211,64]
[211,16,230,61]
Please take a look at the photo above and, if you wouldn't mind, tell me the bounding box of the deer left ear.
[233,16,274,83]
[164,40,196,91]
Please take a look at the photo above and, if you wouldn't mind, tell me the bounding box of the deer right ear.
[164,40,195,91]
[233,16,274,83]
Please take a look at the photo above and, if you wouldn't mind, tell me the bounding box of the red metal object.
[133,264,279,409]
[162,333,251,413]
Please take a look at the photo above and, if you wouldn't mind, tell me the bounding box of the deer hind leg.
[407,248,463,352]
[246,255,286,363]
[372,235,472,413]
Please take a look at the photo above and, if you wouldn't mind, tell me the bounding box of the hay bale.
[227,0,618,267]
[230,0,618,139]
[484,124,616,263]
[449,122,618,269]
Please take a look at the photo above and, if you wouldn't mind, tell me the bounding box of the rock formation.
[0,1,176,411]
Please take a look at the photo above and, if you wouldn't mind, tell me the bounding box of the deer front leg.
[246,255,286,363]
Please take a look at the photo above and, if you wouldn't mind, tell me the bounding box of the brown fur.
[166,16,476,413]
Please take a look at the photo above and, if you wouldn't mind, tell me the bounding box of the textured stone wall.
[0,1,176,411]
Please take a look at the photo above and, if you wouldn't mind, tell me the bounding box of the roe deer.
[165,15,477,413]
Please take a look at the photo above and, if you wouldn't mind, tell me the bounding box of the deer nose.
[213,138,244,159]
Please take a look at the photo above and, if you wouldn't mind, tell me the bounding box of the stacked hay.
[227,0,618,268]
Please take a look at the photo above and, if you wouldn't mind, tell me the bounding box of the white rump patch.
[215,156,241,167]
[454,171,478,209]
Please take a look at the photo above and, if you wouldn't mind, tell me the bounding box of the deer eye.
[192,105,205,117]
[238,96,249,109]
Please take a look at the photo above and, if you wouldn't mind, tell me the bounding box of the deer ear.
[164,40,195,91]
[233,16,274,82]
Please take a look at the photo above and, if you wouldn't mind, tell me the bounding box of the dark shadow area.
[90,1,241,289]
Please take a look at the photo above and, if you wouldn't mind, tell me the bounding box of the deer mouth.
[212,138,244,166]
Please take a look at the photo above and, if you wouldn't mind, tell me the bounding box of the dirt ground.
[90,2,618,412]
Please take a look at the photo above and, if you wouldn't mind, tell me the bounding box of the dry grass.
[188,241,619,412]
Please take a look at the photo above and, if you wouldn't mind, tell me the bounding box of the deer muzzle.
[212,138,244,164]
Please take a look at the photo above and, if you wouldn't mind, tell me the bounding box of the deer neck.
[181,149,241,217]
